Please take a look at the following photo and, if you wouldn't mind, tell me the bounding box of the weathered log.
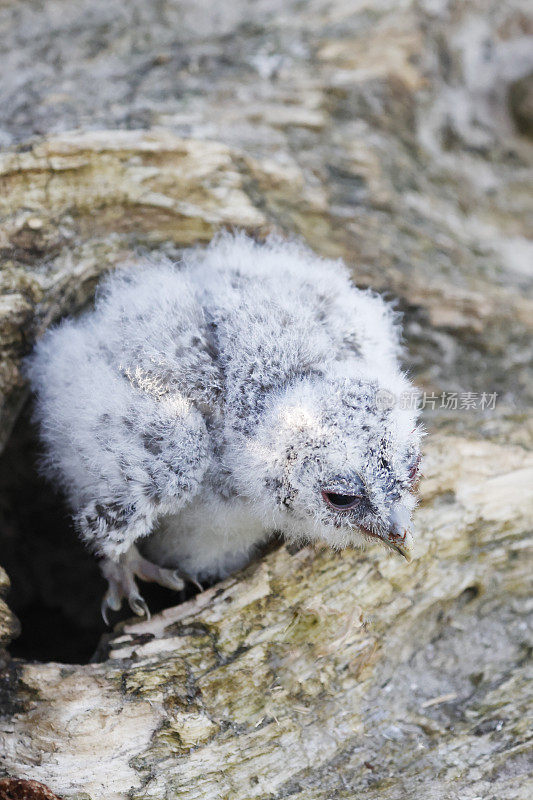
[0,569,19,649]
[0,0,532,797]
[0,130,285,451]
[1,432,532,799]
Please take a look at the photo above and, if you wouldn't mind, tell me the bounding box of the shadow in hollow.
[0,401,198,664]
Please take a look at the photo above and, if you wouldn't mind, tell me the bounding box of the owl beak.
[384,504,414,561]
[385,526,414,561]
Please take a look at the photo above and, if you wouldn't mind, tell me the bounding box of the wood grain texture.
[0,0,532,796]
[1,433,532,798]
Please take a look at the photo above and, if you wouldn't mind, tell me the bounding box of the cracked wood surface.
[0,0,532,797]
[1,434,532,799]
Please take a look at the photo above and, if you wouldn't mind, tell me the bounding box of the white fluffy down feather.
[26,232,422,619]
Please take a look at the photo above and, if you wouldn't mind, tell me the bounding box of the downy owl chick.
[27,233,422,621]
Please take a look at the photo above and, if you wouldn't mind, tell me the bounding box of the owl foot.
[100,545,190,624]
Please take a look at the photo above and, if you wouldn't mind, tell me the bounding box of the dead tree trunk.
[0,424,532,799]
[0,0,532,797]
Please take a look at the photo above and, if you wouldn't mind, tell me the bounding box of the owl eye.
[321,490,363,511]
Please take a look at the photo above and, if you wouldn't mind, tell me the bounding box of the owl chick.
[27,233,422,621]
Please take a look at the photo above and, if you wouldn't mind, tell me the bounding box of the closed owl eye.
[321,491,363,510]
[321,475,366,511]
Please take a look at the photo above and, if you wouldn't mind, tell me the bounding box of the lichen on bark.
[0,0,532,797]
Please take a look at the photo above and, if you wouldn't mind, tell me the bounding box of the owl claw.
[174,568,203,593]
[128,593,151,620]
[101,588,122,625]
[101,597,111,627]
[100,545,199,624]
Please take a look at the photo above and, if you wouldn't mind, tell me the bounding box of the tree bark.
[0,0,532,797]
[1,431,532,799]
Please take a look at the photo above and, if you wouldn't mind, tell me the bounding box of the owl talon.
[174,567,203,592]
[100,545,199,624]
[101,596,111,626]
[128,593,151,620]
[101,587,123,623]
